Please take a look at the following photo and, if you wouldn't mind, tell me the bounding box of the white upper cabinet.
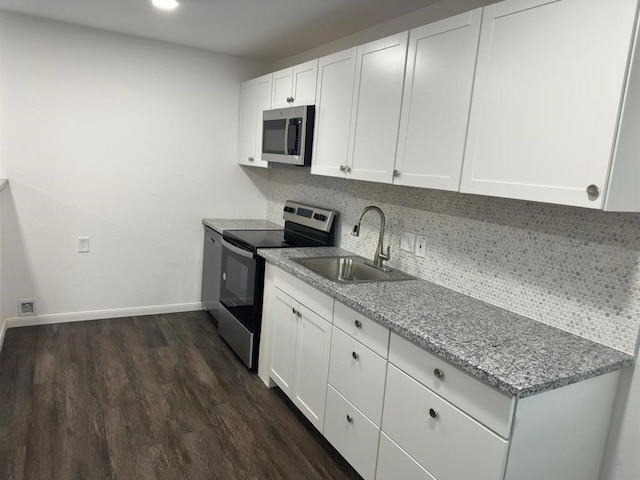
[311,48,357,178]
[238,73,272,168]
[460,0,640,209]
[271,59,319,108]
[394,10,482,190]
[348,32,409,183]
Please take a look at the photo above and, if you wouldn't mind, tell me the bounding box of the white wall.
[273,0,499,69]
[0,185,4,347]
[0,11,270,322]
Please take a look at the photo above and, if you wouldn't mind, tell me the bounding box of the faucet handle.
[380,245,391,261]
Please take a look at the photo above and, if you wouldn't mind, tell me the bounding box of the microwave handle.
[287,121,298,154]
[283,118,290,155]
[221,238,255,259]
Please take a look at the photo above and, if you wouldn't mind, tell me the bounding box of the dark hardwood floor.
[0,311,361,480]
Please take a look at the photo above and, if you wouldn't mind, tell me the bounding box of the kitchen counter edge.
[202,218,282,235]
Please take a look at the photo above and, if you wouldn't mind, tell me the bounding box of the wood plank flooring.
[0,312,362,480]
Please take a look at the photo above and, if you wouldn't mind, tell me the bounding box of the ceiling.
[0,0,441,61]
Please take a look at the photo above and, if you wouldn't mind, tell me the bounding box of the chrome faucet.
[352,205,391,270]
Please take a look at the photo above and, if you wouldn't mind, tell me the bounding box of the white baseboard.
[0,319,7,354]
[4,302,204,329]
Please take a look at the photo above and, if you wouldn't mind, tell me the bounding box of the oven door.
[219,237,258,331]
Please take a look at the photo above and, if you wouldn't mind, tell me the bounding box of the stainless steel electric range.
[218,200,338,370]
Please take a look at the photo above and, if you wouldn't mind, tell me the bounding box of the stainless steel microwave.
[262,105,315,166]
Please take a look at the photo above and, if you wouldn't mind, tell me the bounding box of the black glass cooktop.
[223,229,290,250]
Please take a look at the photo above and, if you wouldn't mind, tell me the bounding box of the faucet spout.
[352,205,390,269]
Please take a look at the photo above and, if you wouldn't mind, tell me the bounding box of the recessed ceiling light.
[152,0,179,11]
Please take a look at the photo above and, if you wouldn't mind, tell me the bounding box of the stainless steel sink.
[291,255,413,284]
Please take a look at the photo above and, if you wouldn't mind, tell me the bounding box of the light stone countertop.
[258,246,634,398]
[202,218,282,235]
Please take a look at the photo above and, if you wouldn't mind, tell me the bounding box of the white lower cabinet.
[376,433,435,480]
[382,364,509,480]
[269,282,333,433]
[323,386,380,480]
[263,265,621,480]
[328,326,387,425]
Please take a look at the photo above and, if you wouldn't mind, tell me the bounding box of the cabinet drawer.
[377,432,435,480]
[382,365,508,480]
[333,302,390,357]
[328,326,387,425]
[324,385,380,480]
[389,333,513,437]
[274,268,334,320]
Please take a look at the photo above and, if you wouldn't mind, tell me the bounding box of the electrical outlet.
[401,232,416,252]
[78,237,90,253]
[415,235,427,258]
[18,299,36,316]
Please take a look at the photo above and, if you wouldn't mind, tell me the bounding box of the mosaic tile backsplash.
[266,167,640,355]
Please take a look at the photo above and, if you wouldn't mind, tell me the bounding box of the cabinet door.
[377,433,436,480]
[291,59,318,106]
[238,78,258,166]
[382,365,508,480]
[460,0,638,209]
[269,289,299,397]
[328,326,387,426]
[253,74,272,166]
[292,304,332,432]
[324,386,381,480]
[348,32,409,183]
[271,67,293,109]
[394,10,481,190]
[311,48,357,178]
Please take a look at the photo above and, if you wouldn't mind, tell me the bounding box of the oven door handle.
[221,238,255,259]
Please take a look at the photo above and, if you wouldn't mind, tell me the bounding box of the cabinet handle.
[290,97,295,103]
[586,184,600,200]
[352,351,359,360]
[433,368,444,380]
[339,165,346,172]
[354,319,362,329]
[429,408,438,420]
[292,307,297,315]
[345,166,352,174]
[346,414,353,423]
[297,310,302,318]
[393,169,400,178]
[248,156,254,162]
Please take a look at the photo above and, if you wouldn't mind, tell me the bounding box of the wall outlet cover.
[401,232,416,252]
[78,236,90,253]
[415,235,427,258]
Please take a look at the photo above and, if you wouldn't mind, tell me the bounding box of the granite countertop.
[202,218,282,234]
[258,246,634,398]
